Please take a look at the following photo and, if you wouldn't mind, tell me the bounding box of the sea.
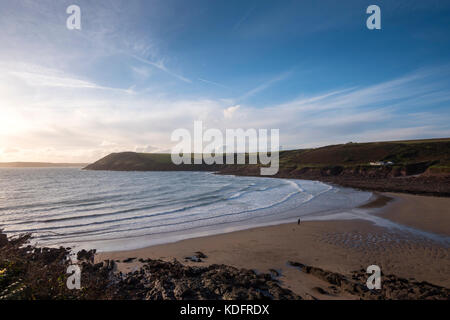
[0,168,374,252]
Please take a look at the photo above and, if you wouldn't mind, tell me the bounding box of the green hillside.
[85,138,450,172]
[84,138,450,196]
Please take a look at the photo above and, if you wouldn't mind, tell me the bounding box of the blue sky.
[0,0,449,162]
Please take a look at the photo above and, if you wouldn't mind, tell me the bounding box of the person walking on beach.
[297,218,301,225]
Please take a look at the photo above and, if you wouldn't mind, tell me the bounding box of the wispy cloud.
[131,65,151,79]
[1,59,449,162]
[198,78,229,89]
[0,0,192,88]
[239,71,292,101]
[129,54,192,83]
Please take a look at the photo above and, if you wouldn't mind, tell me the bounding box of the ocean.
[0,168,373,251]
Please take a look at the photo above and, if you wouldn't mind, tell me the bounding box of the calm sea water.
[0,168,373,251]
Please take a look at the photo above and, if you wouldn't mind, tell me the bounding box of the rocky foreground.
[0,231,297,300]
[287,262,450,300]
[1,231,449,300]
[115,258,299,300]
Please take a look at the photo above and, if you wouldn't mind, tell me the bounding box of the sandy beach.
[96,192,450,299]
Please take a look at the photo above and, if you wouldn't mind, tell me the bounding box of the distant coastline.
[0,162,89,168]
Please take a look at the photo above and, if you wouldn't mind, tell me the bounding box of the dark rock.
[269,269,281,278]
[312,287,329,295]
[194,251,207,259]
[184,251,208,262]
[117,259,301,300]
[77,249,96,262]
[184,256,202,262]
[0,233,8,247]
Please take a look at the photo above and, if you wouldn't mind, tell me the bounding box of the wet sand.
[96,192,450,299]
[378,192,450,236]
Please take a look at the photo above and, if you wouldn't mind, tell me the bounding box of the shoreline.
[44,175,372,253]
[96,192,450,298]
[217,170,450,198]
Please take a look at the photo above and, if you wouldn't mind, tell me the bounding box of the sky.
[0,0,449,162]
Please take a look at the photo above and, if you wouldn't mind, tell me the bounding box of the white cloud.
[1,64,450,162]
[223,105,240,119]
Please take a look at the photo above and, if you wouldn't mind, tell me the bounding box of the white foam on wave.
[0,168,376,251]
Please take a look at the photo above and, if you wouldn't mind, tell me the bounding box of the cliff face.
[84,139,450,196]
